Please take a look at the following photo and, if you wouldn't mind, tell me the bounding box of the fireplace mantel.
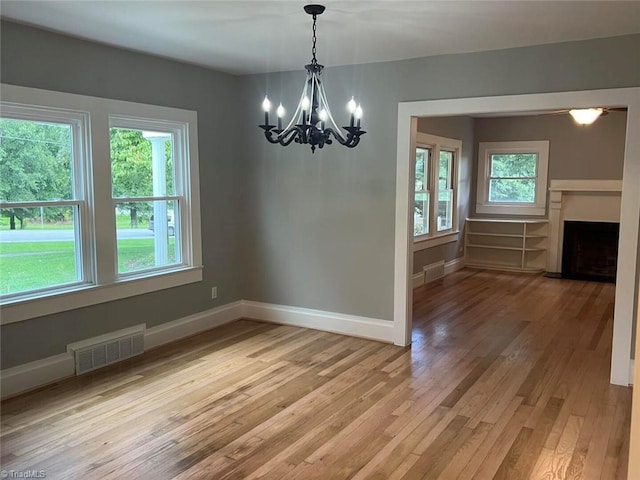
[549,179,623,193]
[547,179,622,273]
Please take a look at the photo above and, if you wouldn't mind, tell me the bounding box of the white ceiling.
[2,1,639,75]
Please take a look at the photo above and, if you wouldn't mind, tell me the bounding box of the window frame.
[0,105,93,295]
[437,149,455,232]
[476,140,549,216]
[413,146,431,236]
[0,84,202,325]
[108,117,189,277]
[412,132,462,251]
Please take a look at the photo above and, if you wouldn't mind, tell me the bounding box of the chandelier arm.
[260,126,284,144]
[323,127,351,146]
[324,127,366,148]
[260,125,306,146]
[315,80,343,133]
[276,127,304,146]
[328,128,348,145]
[305,69,321,128]
[281,73,310,133]
[309,72,318,126]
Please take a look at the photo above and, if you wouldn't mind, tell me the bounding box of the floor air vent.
[423,260,445,284]
[67,325,145,375]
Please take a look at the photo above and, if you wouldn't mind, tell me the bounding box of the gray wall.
[413,110,628,273]
[475,111,628,181]
[239,34,640,321]
[0,21,243,368]
[2,20,639,368]
[471,112,628,216]
[413,116,474,273]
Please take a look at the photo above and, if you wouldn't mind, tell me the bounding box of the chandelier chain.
[311,14,317,64]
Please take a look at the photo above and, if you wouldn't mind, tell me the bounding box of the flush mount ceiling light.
[259,4,366,153]
[569,108,604,125]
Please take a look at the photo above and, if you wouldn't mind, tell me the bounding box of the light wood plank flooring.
[0,270,632,479]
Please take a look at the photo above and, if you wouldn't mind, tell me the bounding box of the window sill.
[414,231,460,251]
[0,266,203,325]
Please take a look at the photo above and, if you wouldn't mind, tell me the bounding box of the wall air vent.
[423,260,445,284]
[67,325,145,375]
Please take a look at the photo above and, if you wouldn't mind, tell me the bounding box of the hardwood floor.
[0,270,632,479]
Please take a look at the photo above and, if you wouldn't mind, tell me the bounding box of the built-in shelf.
[465,218,548,272]
[467,232,524,238]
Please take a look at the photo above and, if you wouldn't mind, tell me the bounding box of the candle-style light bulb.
[319,109,328,130]
[262,96,272,112]
[348,97,357,127]
[355,104,363,128]
[301,96,310,124]
[347,97,357,113]
[262,96,272,126]
[276,103,285,130]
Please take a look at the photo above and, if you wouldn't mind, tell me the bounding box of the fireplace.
[561,221,619,283]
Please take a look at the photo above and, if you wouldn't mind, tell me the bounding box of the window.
[476,141,549,215]
[109,122,183,275]
[438,150,454,231]
[414,147,430,236]
[412,132,462,249]
[0,84,202,324]
[0,108,89,296]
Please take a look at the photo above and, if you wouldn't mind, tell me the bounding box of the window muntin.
[476,141,549,216]
[0,110,89,297]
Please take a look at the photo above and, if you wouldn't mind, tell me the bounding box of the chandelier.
[259,4,366,153]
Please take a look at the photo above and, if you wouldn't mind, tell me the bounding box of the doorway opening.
[393,88,640,388]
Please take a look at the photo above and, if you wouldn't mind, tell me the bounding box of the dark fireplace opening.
[562,221,619,283]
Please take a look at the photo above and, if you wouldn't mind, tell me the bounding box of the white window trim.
[412,132,462,249]
[0,84,202,325]
[476,140,549,216]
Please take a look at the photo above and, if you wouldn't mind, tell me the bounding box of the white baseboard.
[0,301,243,399]
[412,272,424,288]
[445,257,465,275]
[0,299,393,398]
[145,301,243,350]
[241,300,394,344]
[0,352,75,399]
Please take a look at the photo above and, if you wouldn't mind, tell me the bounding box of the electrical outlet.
[211,286,218,299]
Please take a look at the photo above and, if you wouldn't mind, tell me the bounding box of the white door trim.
[394,88,640,388]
